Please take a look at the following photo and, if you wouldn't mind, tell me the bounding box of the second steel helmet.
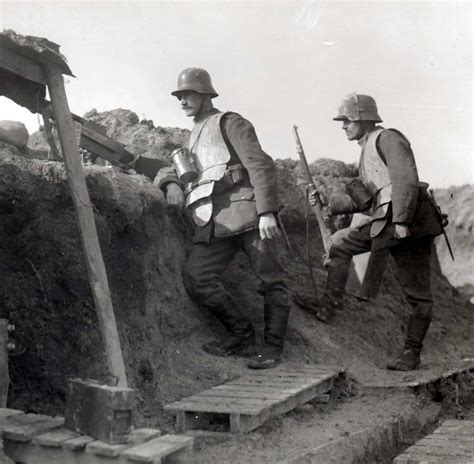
[333,92,382,122]
[171,68,218,98]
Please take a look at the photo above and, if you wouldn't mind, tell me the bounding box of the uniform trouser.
[327,223,433,353]
[183,228,290,350]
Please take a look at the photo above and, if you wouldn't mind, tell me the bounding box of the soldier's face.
[342,120,365,141]
[176,91,204,118]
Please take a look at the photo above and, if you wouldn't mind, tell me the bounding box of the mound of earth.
[434,185,474,301]
[1,109,472,437]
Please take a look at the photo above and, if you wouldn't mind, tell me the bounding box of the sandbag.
[0,120,29,149]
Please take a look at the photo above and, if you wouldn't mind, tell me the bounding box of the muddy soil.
[1,109,472,463]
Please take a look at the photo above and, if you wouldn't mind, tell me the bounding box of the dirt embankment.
[434,185,474,301]
[1,109,472,435]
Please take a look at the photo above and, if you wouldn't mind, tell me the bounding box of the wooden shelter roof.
[0,29,73,113]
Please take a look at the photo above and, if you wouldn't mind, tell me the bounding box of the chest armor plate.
[359,128,391,196]
[184,112,232,226]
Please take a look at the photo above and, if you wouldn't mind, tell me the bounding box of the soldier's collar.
[194,107,219,123]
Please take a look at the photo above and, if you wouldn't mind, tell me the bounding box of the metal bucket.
[170,148,198,184]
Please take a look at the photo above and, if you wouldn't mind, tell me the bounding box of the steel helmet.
[171,68,218,98]
[333,92,382,122]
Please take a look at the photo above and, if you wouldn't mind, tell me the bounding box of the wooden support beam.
[0,46,46,84]
[0,320,9,408]
[43,64,127,387]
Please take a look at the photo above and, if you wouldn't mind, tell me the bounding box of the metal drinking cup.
[170,148,198,184]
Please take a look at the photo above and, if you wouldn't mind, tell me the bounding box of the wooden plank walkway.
[363,361,474,391]
[0,408,193,464]
[394,420,474,464]
[164,364,343,433]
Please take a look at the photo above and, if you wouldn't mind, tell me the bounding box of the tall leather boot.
[324,262,350,318]
[202,294,254,357]
[387,315,431,371]
[248,304,290,370]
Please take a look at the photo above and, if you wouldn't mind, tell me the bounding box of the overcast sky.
[0,1,472,188]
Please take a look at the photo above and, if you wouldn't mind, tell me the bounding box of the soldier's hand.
[166,183,184,207]
[308,188,318,207]
[307,188,328,207]
[394,224,411,239]
[259,213,279,240]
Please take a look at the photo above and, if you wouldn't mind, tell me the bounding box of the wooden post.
[40,106,61,161]
[0,319,9,407]
[43,64,127,387]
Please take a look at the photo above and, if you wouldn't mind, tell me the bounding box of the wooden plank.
[165,400,258,415]
[83,428,161,458]
[256,365,342,374]
[2,415,64,442]
[197,390,290,400]
[403,444,473,459]
[81,124,126,154]
[86,439,131,458]
[0,45,46,84]
[439,420,474,428]
[120,434,193,462]
[238,374,334,384]
[229,378,318,387]
[183,396,277,410]
[44,64,128,388]
[364,364,474,389]
[210,384,302,395]
[61,434,95,451]
[0,409,23,420]
[394,453,471,464]
[80,134,124,165]
[126,428,162,445]
[32,428,81,447]
[240,370,331,379]
[418,435,474,446]
[412,443,474,456]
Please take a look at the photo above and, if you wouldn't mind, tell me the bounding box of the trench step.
[164,364,344,433]
[1,410,193,464]
[393,420,474,463]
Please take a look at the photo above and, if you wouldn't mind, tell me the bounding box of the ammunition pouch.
[213,164,245,195]
[346,177,373,211]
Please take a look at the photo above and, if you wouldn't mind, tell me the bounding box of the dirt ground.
[1,110,473,463]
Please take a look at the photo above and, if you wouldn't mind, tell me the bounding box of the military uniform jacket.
[155,109,279,243]
[358,127,442,249]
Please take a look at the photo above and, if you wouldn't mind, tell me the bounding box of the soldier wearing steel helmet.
[155,68,290,369]
[311,92,443,371]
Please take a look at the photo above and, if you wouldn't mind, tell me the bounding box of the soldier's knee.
[414,304,433,320]
[182,265,202,298]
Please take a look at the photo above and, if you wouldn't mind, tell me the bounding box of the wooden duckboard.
[164,365,343,433]
[0,409,193,464]
[363,361,474,391]
[393,420,474,464]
